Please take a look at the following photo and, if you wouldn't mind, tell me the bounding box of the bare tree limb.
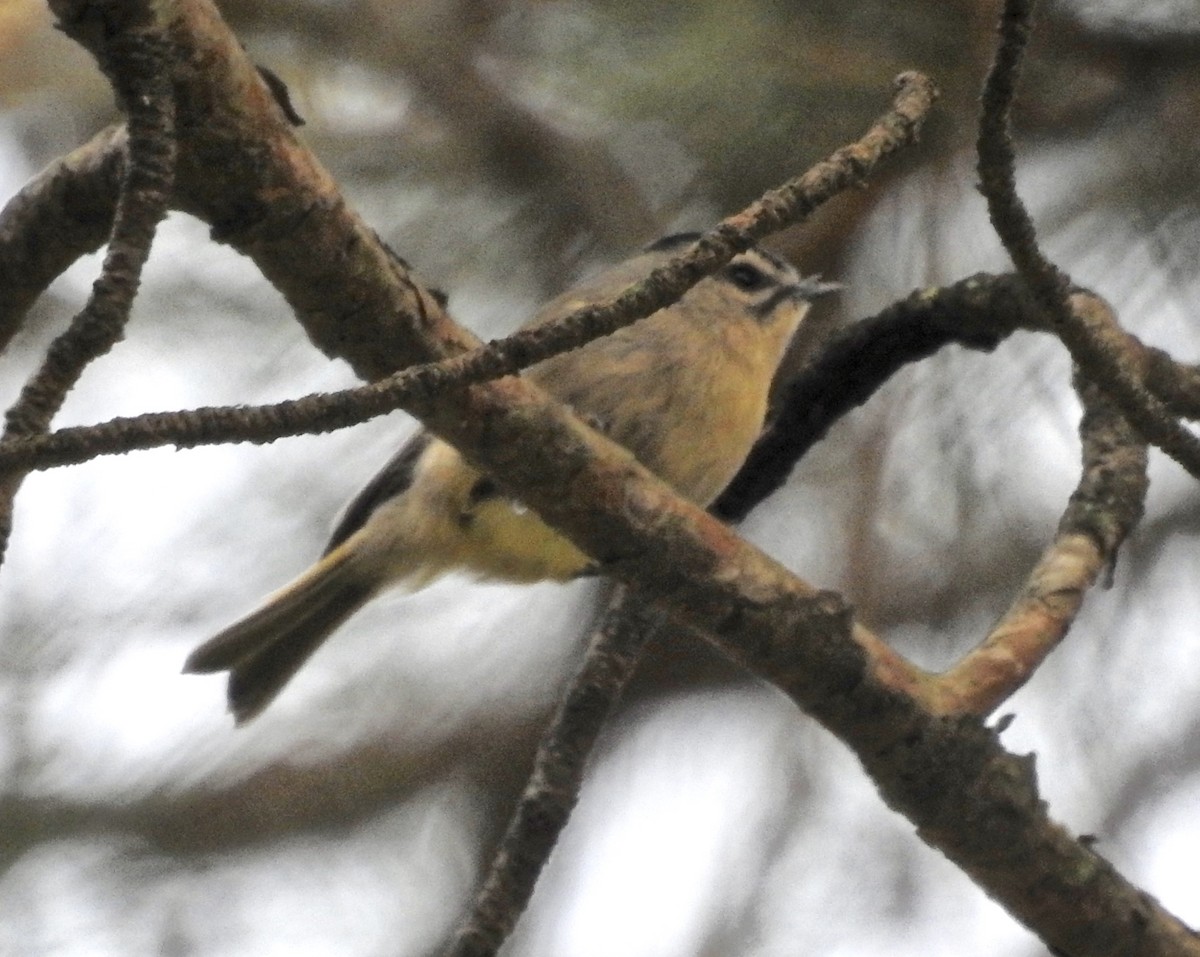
[446,586,662,957]
[0,73,939,478]
[20,1,1200,953]
[0,3,174,565]
[937,305,1150,713]
[976,0,1200,481]
[715,272,1036,522]
[717,282,1151,719]
[0,124,126,349]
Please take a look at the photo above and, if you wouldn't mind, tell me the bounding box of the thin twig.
[31,3,1200,949]
[0,13,175,566]
[976,0,1200,480]
[712,279,1151,716]
[715,272,1036,522]
[715,279,1150,717]
[445,587,662,957]
[0,73,939,480]
[935,300,1149,714]
[0,125,127,350]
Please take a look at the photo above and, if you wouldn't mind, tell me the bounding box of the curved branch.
[0,7,175,565]
[716,272,1036,521]
[0,125,126,350]
[976,0,1200,481]
[35,1,1200,952]
[935,299,1150,714]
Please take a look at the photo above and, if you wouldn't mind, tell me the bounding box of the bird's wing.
[323,431,433,555]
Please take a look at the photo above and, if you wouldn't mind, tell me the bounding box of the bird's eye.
[726,262,770,291]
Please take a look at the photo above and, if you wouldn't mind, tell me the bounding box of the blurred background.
[3,0,1200,954]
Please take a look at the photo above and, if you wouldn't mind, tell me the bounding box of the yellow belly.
[455,497,592,582]
[388,440,591,585]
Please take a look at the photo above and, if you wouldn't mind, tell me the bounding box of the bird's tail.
[183,547,379,725]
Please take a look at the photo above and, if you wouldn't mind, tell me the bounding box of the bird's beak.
[795,277,843,300]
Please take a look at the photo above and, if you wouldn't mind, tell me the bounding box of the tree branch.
[976,0,1200,481]
[0,124,126,349]
[715,272,1035,521]
[445,586,663,957]
[0,3,174,564]
[23,1,1200,953]
[936,303,1150,713]
[716,282,1152,721]
[0,73,938,480]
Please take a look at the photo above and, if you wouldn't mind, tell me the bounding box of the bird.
[183,233,837,723]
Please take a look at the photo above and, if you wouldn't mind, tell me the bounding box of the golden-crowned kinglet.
[185,234,837,722]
